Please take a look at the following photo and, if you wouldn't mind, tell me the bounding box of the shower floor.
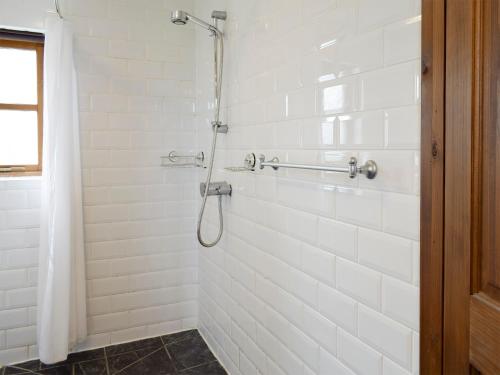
[2,330,227,375]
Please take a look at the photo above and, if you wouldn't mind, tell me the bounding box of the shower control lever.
[199,181,232,197]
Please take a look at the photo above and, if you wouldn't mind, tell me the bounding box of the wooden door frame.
[421,0,482,373]
[420,0,445,372]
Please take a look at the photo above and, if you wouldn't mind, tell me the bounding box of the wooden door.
[421,0,500,373]
[469,0,500,373]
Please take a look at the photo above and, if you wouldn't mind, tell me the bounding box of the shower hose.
[197,28,224,248]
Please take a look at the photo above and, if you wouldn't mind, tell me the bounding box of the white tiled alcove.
[0,0,420,374]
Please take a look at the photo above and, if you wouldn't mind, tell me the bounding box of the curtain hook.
[54,0,63,19]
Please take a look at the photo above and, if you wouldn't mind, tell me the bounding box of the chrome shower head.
[171,10,188,25]
[170,10,224,35]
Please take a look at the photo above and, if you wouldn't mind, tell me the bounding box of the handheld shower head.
[171,10,188,25]
[170,10,222,35]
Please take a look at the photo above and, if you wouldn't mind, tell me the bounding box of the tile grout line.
[180,360,221,373]
[112,346,164,375]
[160,335,178,374]
[104,347,111,375]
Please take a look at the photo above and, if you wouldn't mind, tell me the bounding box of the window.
[0,30,44,176]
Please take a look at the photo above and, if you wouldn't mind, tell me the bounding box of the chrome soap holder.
[161,151,205,168]
[224,153,257,172]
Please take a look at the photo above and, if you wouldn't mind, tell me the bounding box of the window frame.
[0,32,44,177]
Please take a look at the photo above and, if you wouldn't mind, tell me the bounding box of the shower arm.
[185,13,220,35]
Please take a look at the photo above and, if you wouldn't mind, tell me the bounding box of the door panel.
[470,0,500,373]
[470,295,500,374]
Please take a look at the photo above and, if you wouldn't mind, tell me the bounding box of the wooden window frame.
[0,32,44,177]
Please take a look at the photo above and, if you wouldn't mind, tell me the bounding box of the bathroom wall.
[0,0,199,365]
[195,1,421,375]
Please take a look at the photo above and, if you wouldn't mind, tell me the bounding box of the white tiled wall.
[195,1,421,374]
[1,0,421,372]
[0,0,199,365]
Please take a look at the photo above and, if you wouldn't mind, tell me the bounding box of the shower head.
[170,10,224,35]
[171,10,188,25]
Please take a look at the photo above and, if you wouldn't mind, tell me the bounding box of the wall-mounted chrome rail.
[161,151,205,168]
[258,154,377,179]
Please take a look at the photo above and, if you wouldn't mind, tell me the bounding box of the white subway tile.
[336,259,381,309]
[109,40,145,60]
[0,191,27,210]
[358,0,415,31]
[385,106,420,149]
[338,329,382,375]
[383,192,420,240]
[318,218,357,261]
[318,284,357,334]
[0,308,28,330]
[0,347,28,367]
[0,270,28,290]
[302,305,337,355]
[384,17,421,65]
[319,347,356,375]
[317,76,360,115]
[360,62,420,110]
[384,357,413,375]
[5,288,36,309]
[301,243,336,286]
[336,187,382,229]
[382,277,419,330]
[358,306,413,369]
[359,151,419,194]
[358,228,413,282]
[338,111,385,149]
[5,326,36,348]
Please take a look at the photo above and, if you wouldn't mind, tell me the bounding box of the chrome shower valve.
[199,181,232,197]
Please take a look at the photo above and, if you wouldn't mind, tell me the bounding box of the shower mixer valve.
[199,181,232,197]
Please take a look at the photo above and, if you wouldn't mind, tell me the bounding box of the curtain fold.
[37,17,87,364]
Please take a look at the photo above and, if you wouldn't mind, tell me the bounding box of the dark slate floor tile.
[179,361,227,375]
[161,330,199,345]
[166,334,216,371]
[67,349,105,364]
[39,361,68,370]
[107,347,157,375]
[107,351,142,375]
[74,359,107,375]
[105,337,163,357]
[5,360,40,372]
[119,348,175,375]
[3,368,32,375]
[37,364,73,375]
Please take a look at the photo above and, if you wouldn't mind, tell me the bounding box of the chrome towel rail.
[258,154,377,179]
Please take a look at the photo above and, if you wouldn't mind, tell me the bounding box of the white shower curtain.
[37,18,87,364]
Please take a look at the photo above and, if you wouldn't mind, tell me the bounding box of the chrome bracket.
[358,159,378,179]
[212,121,228,134]
[211,10,227,20]
[244,153,256,170]
[258,154,280,170]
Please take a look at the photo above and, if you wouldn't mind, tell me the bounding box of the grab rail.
[258,154,377,179]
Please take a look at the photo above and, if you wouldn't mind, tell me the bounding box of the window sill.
[0,174,42,181]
